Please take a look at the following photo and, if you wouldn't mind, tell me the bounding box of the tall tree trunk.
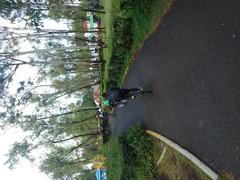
[1,45,100,57]
[24,107,98,121]
[59,114,97,126]
[50,132,99,144]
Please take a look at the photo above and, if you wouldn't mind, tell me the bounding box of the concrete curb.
[146,130,218,180]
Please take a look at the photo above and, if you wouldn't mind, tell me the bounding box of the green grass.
[119,124,154,180]
[123,0,173,85]
[131,0,173,49]
[102,124,155,180]
[100,0,112,92]
[101,0,173,90]
[100,0,121,92]
[102,138,124,180]
[153,139,212,180]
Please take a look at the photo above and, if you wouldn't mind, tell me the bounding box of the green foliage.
[119,124,155,180]
[103,124,155,180]
[102,138,124,180]
[5,140,32,169]
[105,0,173,89]
[0,0,45,27]
[0,0,106,179]
[40,146,93,180]
[1,41,100,179]
[0,0,104,28]
[108,16,133,88]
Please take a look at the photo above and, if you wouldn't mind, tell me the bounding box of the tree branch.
[49,132,99,144]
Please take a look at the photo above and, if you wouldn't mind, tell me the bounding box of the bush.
[108,15,133,89]
[103,124,155,180]
[107,0,151,89]
[119,124,155,180]
[105,0,173,90]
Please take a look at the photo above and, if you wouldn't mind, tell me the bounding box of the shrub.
[107,15,133,89]
[119,124,155,180]
[102,124,155,180]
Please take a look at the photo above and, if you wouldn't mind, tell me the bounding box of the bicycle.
[111,88,152,107]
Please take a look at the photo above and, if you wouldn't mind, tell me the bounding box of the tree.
[0,0,105,28]
[0,1,104,178]
[0,23,104,94]
[40,145,96,180]
[2,87,100,169]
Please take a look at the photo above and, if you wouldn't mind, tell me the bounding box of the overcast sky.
[0,128,50,180]
[0,17,71,180]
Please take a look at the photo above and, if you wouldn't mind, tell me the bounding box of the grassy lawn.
[101,0,173,90]
[100,0,121,92]
[100,0,112,92]
[102,138,124,180]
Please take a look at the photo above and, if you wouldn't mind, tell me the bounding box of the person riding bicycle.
[102,87,144,107]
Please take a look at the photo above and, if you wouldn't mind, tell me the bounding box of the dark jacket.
[106,88,122,101]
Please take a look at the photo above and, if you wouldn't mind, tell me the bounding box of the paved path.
[109,0,240,177]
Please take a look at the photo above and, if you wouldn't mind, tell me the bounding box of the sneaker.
[138,87,144,92]
[131,95,136,99]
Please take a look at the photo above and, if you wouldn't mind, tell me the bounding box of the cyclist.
[102,87,144,107]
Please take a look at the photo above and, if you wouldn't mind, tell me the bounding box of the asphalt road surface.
[109,0,240,177]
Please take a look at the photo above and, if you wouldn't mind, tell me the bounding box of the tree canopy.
[0,0,105,179]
